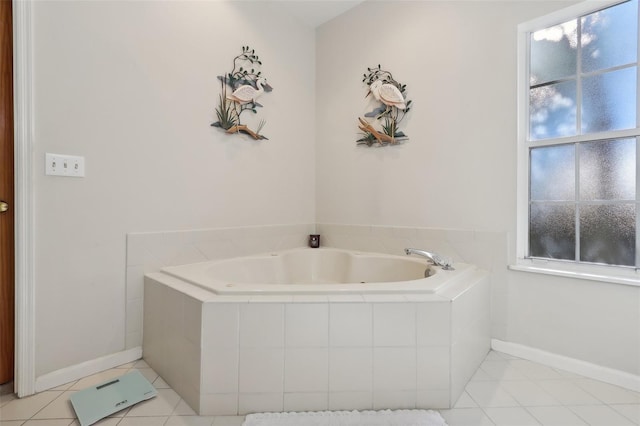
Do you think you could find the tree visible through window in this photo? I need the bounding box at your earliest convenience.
[525,0,639,267]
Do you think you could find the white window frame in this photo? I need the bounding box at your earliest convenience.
[513,0,640,287]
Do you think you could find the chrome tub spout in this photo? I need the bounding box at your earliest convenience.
[405,248,454,270]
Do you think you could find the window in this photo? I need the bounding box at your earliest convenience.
[517,0,640,275]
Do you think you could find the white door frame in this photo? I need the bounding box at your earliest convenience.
[13,0,35,398]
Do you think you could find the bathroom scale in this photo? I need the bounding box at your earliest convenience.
[70,369,157,426]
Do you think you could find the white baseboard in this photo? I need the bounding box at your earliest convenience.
[34,347,142,393]
[492,339,640,392]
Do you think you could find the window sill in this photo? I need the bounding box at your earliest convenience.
[508,262,640,288]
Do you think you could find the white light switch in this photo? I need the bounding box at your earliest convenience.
[45,153,85,177]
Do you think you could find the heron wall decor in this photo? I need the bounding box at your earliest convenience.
[358,65,412,146]
[211,46,273,140]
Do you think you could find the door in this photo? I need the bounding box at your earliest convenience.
[0,0,14,385]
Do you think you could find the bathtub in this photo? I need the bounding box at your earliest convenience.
[143,246,491,416]
[161,247,474,295]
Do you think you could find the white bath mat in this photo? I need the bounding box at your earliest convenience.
[242,409,447,426]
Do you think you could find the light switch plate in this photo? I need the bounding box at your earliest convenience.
[45,153,85,177]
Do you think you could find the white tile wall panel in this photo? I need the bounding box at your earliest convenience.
[373,303,416,347]
[329,347,373,392]
[284,348,329,392]
[238,348,285,393]
[141,224,492,415]
[285,303,329,347]
[239,304,284,348]
[329,303,372,347]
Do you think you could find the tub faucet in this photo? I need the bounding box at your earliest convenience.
[405,248,454,270]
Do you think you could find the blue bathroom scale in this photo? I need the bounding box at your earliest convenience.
[70,369,157,426]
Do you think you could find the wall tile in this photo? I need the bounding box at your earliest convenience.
[238,348,284,393]
[239,304,284,348]
[416,302,451,347]
[184,296,202,346]
[128,224,315,345]
[373,348,417,392]
[202,304,239,349]
[417,346,450,391]
[284,348,329,392]
[164,288,184,334]
[141,225,493,415]
[182,338,202,384]
[201,348,239,394]
[329,304,372,347]
[329,347,372,392]
[373,303,416,347]
[196,239,241,261]
[285,303,329,347]
[283,392,329,412]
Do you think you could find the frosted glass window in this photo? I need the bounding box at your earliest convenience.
[530,20,577,85]
[522,0,639,269]
[530,203,576,260]
[530,80,577,140]
[530,145,575,201]
[580,138,636,201]
[582,67,637,134]
[581,0,638,73]
[580,204,636,266]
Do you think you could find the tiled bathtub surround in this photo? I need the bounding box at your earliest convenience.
[129,223,504,414]
[143,266,490,415]
[126,223,506,350]
[316,224,508,338]
[125,224,315,349]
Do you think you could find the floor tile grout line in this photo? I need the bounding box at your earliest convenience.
[522,405,564,426]
[477,407,498,425]
[572,376,640,405]
[563,404,595,425]
[603,401,640,425]
[22,389,65,423]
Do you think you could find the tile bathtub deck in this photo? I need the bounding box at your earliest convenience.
[0,351,638,426]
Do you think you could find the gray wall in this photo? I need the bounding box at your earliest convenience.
[30,0,639,381]
[33,1,316,376]
[316,0,639,376]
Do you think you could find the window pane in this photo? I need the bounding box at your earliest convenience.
[530,203,576,260]
[530,20,578,85]
[530,80,577,140]
[580,138,636,201]
[580,204,636,266]
[582,66,637,134]
[581,0,638,73]
[531,144,575,200]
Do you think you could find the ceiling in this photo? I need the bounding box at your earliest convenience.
[260,0,365,27]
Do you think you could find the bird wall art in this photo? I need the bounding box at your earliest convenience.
[212,46,273,140]
[357,65,412,146]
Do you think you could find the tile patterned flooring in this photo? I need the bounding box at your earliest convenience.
[0,351,639,425]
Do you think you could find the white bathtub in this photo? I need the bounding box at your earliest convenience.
[161,247,474,295]
[144,246,491,416]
